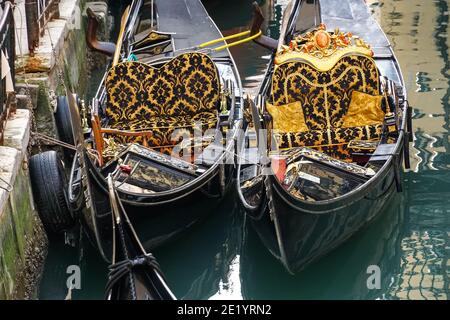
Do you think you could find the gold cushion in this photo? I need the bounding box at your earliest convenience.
[341,91,384,128]
[266,101,308,133]
[271,55,381,130]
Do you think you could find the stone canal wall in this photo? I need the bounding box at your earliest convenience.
[0,0,110,299]
[0,110,47,299]
[15,0,110,140]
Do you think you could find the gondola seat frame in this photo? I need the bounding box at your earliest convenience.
[91,52,222,165]
[266,25,388,161]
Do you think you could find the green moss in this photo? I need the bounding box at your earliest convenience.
[63,12,90,96]
[35,82,57,138]
[9,169,34,258]
[0,201,22,299]
[0,167,38,299]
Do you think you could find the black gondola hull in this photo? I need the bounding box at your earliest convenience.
[250,155,402,274]
[80,152,233,262]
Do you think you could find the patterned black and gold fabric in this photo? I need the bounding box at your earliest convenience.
[274,123,383,159]
[270,54,384,160]
[104,52,220,153]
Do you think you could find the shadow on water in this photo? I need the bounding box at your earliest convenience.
[38,0,449,299]
[152,189,244,300]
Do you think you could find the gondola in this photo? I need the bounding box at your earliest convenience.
[237,0,413,274]
[29,0,261,262]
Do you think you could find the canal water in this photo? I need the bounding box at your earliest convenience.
[38,0,449,299]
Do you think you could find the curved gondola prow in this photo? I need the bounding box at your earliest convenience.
[105,254,176,300]
[249,2,278,51]
[236,97,268,213]
[249,0,304,51]
[86,8,116,56]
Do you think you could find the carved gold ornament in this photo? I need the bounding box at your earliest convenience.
[275,23,374,69]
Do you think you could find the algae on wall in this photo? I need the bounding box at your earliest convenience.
[0,165,45,299]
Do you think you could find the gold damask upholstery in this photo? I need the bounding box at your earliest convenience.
[341,91,384,127]
[271,55,381,128]
[266,101,308,133]
[104,113,217,158]
[274,123,383,159]
[269,26,385,160]
[103,52,220,156]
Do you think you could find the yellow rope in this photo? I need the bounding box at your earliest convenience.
[198,30,251,48]
[214,30,262,52]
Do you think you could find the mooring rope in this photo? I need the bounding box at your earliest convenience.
[0,176,13,192]
[31,132,77,151]
[105,174,169,300]
[104,253,163,300]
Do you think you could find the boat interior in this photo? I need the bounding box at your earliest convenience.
[240,0,406,203]
[267,28,403,201]
[85,0,243,194]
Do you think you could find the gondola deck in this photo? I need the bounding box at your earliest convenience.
[156,0,227,57]
[320,0,401,83]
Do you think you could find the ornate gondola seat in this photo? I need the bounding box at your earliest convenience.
[92,52,220,161]
[268,24,386,160]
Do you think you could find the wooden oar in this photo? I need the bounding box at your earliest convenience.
[112,6,131,66]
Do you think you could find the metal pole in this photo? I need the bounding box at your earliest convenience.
[151,0,154,28]
[25,0,39,55]
[0,1,15,145]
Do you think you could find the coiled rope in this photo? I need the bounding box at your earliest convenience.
[104,253,163,300]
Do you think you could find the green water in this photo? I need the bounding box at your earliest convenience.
[38,0,449,300]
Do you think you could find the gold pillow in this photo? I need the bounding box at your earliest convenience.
[266,101,308,133]
[341,91,384,128]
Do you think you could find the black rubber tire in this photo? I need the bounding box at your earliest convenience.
[29,150,75,235]
[54,96,75,162]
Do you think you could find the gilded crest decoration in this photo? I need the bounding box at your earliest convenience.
[275,24,374,68]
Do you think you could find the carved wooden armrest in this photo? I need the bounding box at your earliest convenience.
[91,115,154,166]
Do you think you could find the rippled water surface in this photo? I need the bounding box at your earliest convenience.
[39,0,449,300]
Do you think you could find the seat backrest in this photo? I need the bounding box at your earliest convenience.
[105,52,220,124]
[271,25,381,131]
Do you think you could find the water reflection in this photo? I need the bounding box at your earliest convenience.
[388,172,449,299]
[152,190,244,300]
[367,0,449,299]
